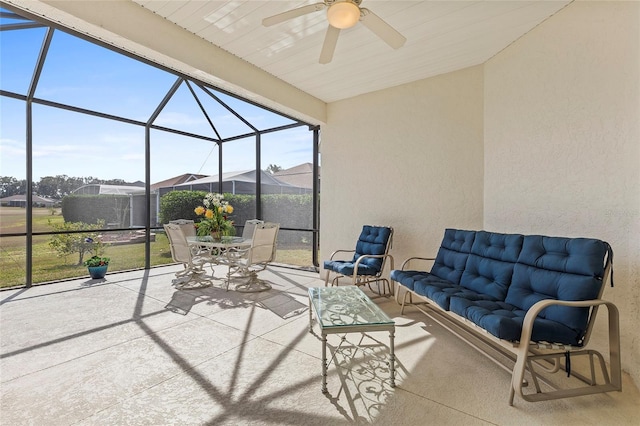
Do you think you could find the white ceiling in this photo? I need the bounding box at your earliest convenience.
[130,0,571,103]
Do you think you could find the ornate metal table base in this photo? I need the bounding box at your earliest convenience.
[308,286,396,393]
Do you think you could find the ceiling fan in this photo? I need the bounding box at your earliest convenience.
[262,0,406,64]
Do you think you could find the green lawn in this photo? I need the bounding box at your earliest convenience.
[0,207,314,288]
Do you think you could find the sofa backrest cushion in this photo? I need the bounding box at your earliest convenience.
[430,229,476,285]
[506,235,608,334]
[459,231,523,300]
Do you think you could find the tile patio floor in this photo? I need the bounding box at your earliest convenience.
[1,264,638,425]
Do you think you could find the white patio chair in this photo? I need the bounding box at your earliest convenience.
[241,219,264,240]
[169,219,196,237]
[164,223,213,287]
[231,222,279,292]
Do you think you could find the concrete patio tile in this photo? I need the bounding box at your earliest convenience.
[0,279,200,381]
[1,314,248,425]
[77,337,353,426]
[2,266,639,426]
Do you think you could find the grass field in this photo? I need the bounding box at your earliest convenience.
[0,207,314,288]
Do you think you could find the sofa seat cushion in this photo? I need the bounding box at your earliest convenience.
[390,269,432,291]
[420,282,499,311]
[323,260,380,276]
[449,297,583,345]
[392,269,500,310]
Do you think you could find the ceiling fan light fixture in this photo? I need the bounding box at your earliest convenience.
[327,1,360,29]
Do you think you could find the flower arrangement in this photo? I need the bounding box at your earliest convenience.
[194,193,236,237]
[84,255,110,267]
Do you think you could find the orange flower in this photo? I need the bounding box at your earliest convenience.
[194,206,205,216]
[205,209,214,219]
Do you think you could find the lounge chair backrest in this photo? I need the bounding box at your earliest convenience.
[351,225,393,273]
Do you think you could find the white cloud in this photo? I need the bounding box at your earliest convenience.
[0,138,26,156]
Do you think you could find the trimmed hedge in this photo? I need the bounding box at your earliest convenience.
[61,195,131,227]
[159,190,313,245]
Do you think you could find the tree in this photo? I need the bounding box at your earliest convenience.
[266,164,283,174]
[0,176,26,197]
[37,175,85,199]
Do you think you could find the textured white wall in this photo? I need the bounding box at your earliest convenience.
[322,0,639,390]
[484,1,640,386]
[320,66,484,278]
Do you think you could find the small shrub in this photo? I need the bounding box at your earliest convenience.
[48,220,105,265]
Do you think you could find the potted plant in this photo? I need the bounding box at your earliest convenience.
[194,193,236,239]
[84,255,110,279]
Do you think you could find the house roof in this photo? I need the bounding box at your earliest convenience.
[150,173,208,191]
[173,170,294,188]
[72,184,145,195]
[0,194,56,204]
[273,163,318,189]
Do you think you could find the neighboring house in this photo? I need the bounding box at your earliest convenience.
[150,173,207,191]
[0,194,57,208]
[71,183,152,228]
[272,163,319,190]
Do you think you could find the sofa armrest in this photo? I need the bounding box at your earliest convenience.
[518,298,618,346]
[511,298,621,400]
[400,256,436,270]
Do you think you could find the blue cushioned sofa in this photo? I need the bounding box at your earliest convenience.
[391,228,621,404]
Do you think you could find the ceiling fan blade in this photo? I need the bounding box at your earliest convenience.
[262,3,326,27]
[360,8,406,49]
[319,25,340,64]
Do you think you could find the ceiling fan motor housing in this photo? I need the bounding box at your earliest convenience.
[327,0,362,29]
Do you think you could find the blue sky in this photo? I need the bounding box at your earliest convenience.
[0,11,314,184]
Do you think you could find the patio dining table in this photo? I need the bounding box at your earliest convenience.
[186,235,251,290]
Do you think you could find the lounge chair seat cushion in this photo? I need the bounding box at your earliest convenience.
[323,260,381,276]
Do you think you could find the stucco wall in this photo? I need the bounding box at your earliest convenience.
[320,66,484,277]
[484,1,640,386]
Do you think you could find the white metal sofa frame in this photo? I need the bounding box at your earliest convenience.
[395,253,621,405]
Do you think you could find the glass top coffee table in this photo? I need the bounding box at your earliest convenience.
[308,286,396,393]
